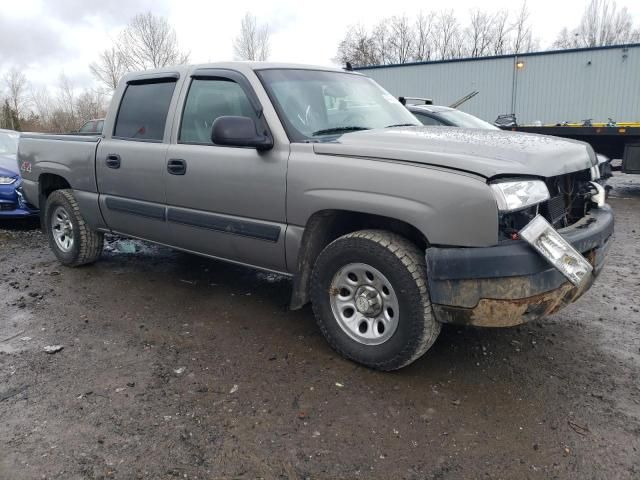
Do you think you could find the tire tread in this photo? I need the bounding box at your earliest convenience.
[46,189,103,267]
[311,229,441,371]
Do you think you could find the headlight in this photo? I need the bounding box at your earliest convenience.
[490,180,550,212]
[0,176,17,185]
[590,165,600,180]
[519,215,593,286]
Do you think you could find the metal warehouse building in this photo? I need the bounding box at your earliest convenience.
[356,43,640,125]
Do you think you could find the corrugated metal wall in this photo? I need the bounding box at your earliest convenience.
[358,45,640,125]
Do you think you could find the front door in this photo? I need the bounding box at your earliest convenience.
[165,73,288,272]
[96,77,179,244]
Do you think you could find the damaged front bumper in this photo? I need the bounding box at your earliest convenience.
[426,205,614,327]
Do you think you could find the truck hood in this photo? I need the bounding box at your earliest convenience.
[313,127,596,178]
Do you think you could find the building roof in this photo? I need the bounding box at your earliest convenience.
[354,42,640,71]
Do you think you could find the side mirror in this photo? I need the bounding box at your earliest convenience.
[211,116,273,151]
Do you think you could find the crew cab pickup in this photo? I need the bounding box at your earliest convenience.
[18,62,614,370]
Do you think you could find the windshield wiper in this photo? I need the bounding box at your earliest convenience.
[311,126,370,136]
[385,123,417,128]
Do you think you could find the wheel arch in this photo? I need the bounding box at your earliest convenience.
[289,209,429,310]
[39,173,72,205]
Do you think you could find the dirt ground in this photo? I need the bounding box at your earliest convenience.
[1,173,639,480]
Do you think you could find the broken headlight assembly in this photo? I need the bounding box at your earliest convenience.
[519,215,593,286]
[491,179,551,240]
[490,179,550,213]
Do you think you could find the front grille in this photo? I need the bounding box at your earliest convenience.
[0,202,17,211]
[541,194,566,226]
[541,169,593,228]
[498,168,594,239]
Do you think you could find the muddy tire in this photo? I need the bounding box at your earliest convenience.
[44,189,103,267]
[310,230,441,371]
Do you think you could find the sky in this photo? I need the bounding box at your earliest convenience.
[1,0,639,92]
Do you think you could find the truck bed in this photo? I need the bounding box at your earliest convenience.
[18,133,102,210]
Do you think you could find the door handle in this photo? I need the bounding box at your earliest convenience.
[106,154,121,169]
[167,158,187,175]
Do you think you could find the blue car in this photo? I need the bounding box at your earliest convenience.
[0,129,38,218]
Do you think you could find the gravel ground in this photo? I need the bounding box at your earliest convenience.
[1,173,639,480]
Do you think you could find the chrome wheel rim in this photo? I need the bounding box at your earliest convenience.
[329,263,399,345]
[51,206,74,253]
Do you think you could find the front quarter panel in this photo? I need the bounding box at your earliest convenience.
[287,144,499,247]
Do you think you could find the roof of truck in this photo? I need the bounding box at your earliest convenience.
[122,62,355,83]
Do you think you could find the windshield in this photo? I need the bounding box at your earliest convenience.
[438,110,498,130]
[257,69,420,141]
[0,132,18,155]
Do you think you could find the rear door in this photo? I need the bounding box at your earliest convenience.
[164,69,288,272]
[96,74,181,243]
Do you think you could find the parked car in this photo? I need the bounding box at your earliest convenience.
[0,129,38,218]
[407,104,499,130]
[494,113,518,128]
[77,118,104,135]
[18,63,613,370]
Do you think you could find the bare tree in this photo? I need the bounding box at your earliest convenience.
[334,24,378,67]
[511,1,537,53]
[553,27,575,49]
[414,12,434,61]
[233,13,271,61]
[0,100,20,130]
[553,0,639,48]
[491,10,512,55]
[118,12,190,70]
[333,4,544,67]
[53,73,78,132]
[28,86,55,131]
[465,9,496,57]
[75,90,107,122]
[388,15,415,64]
[371,21,391,65]
[90,47,128,90]
[28,82,107,133]
[4,67,29,118]
[433,10,461,60]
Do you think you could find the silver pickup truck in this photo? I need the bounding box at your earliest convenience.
[18,62,614,370]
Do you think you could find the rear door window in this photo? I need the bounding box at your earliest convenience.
[114,80,177,141]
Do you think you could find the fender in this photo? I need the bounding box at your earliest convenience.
[287,146,499,248]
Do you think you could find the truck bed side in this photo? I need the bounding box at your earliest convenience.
[19,134,104,228]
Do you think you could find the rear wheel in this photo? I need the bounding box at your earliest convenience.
[310,230,441,371]
[45,189,103,266]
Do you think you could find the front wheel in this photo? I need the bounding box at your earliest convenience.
[45,189,104,267]
[310,230,441,371]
